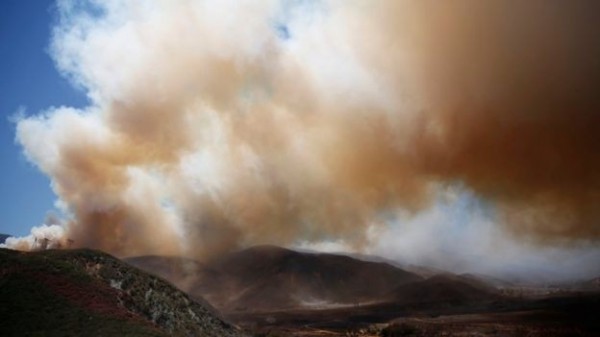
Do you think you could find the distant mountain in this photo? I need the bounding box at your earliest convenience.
[459,272,515,289]
[346,252,447,278]
[387,274,499,306]
[555,276,600,292]
[0,248,246,337]
[128,245,426,312]
[0,233,10,244]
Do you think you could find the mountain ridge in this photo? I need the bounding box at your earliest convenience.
[126,245,503,313]
[0,233,9,245]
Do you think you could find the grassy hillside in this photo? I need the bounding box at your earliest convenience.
[0,248,245,337]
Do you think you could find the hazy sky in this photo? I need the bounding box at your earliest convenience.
[1,0,599,281]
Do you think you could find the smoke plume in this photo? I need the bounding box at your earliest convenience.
[6,1,600,264]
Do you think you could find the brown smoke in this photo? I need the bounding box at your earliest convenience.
[12,0,600,258]
[380,1,600,241]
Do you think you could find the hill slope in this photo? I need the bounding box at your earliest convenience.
[128,245,424,312]
[387,274,499,306]
[0,248,245,337]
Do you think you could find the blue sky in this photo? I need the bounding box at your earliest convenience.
[0,0,87,236]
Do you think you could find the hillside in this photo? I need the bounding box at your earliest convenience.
[0,248,246,337]
[387,274,499,306]
[128,245,426,312]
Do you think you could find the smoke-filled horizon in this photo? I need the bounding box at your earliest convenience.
[4,0,600,280]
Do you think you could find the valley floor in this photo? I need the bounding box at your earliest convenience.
[231,293,599,337]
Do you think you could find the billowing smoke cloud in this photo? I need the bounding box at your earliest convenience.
[4,224,66,251]
[6,0,600,268]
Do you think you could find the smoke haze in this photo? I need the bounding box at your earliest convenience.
[5,0,599,279]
